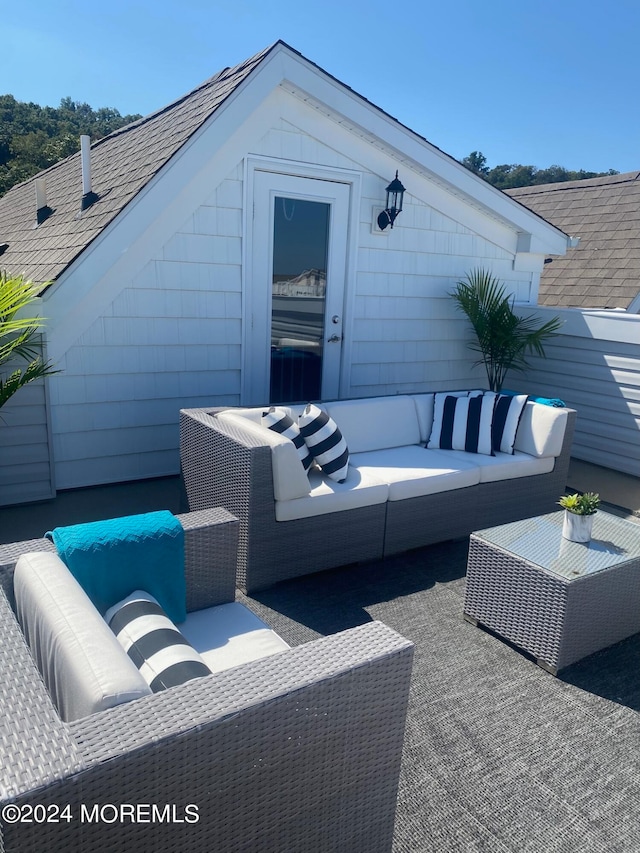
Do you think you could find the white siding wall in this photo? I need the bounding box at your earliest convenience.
[254,120,531,398]
[0,375,54,506]
[351,182,527,396]
[506,307,640,476]
[48,166,245,490]
[45,112,538,490]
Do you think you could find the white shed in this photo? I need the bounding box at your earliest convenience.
[0,41,572,502]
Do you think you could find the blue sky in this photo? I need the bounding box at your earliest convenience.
[5,0,639,174]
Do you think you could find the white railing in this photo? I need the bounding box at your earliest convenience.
[512,306,640,476]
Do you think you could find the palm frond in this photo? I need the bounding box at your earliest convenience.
[0,271,58,409]
[451,268,562,391]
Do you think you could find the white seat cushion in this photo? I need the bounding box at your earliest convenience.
[275,466,389,521]
[440,448,555,483]
[350,446,481,501]
[179,602,290,673]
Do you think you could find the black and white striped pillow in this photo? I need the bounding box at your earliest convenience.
[262,407,313,471]
[298,404,349,483]
[427,393,496,455]
[492,393,528,454]
[106,591,211,693]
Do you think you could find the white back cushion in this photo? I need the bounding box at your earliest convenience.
[514,402,568,458]
[14,552,151,722]
[410,394,435,443]
[217,411,311,500]
[324,396,421,453]
[219,407,264,424]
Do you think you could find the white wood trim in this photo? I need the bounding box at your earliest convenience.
[43,44,569,363]
[274,103,520,256]
[268,45,570,252]
[243,157,360,404]
[43,83,288,363]
[518,305,640,344]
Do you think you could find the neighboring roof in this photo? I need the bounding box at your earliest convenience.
[507,172,640,310]
[0,44,272,288]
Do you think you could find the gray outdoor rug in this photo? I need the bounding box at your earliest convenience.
[240,538,640,853]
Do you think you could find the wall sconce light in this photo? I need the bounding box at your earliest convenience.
[377,171,406,230]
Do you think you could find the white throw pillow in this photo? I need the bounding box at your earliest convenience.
[492,394,529,454]
[262,407,313,471]
[427,393,496,456]
[106,591,211,693]
[298,404,349,483]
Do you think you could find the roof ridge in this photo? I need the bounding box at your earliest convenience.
[93,42,278,150]
[0,42,278,198]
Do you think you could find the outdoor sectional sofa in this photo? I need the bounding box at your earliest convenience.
[0,508,414,853]
[180,392,576,593]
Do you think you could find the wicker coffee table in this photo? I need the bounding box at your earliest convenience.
[463,510,640,674]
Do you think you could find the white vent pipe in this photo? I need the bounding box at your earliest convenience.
[35,178,47,211]
[80,135,92,197]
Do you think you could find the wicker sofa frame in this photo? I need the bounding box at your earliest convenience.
[0,509,414,853]
[180,403,576,593]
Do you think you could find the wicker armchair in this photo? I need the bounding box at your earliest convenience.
[0,509,414,853]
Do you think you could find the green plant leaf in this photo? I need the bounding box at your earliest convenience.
[451,268,562,391]
[0,270,60,409]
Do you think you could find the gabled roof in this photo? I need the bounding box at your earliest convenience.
[0,44,272,288]
[0,41,570,291]
[507,172,640,310]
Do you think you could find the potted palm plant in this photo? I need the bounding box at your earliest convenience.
[558,492,600,543]
[451,268,562,392]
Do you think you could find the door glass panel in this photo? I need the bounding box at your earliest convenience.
[270,197,330,403]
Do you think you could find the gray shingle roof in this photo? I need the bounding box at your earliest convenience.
[0,44,273,290]
[507,172,640,310]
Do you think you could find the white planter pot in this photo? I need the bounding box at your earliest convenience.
[562,511,594,543]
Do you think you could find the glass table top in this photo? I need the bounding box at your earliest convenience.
[474,511,640,580]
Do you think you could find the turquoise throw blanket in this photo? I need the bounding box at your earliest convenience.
[46,510,186,622]
[501,389,565,408]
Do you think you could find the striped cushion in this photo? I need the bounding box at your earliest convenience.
[298,404,349,483]
[492,393,529,454]
[427,393,497,455]
[262,407,313,471]
[106,591,211,693]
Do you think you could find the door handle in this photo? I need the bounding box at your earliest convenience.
[327,334,342,343]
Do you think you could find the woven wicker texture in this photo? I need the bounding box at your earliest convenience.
[0,511,414,853]
[180,406,576,588]
[465,510,640,671]
[0,590,83,800]
[3,511,640,851]
[180,408,386,591]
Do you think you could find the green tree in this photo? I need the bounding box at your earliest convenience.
[461,151,489,177]
[460,151,619,189]
[0,95,141,196]
[0,272,60,409]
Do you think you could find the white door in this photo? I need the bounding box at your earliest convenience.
[247,171,350,404]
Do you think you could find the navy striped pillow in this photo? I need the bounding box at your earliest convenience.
[262,407,313,471]
[107,592,211,693]
[298,404,349,483]
[492,394,528,454]
[427,393,496,455]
